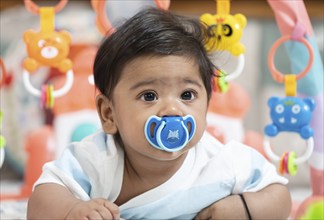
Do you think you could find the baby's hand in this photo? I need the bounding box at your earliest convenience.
[65,198,120,220]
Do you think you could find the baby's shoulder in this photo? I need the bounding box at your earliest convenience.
[71,131,120,160]
[198,132,260,160]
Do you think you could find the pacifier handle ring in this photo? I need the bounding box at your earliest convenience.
[144,116,163,150]
[24,0,68,15]
[183,115,196,141]
[263,136,314,165]
[224,54,245,81]
[268,35,314,83]
[23,69,74,98]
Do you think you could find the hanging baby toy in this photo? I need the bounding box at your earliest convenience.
[264,24,315,176]
[0,111,5,168]
[200,0,246,93]
[22,0,73,109]
[0,58,7,168]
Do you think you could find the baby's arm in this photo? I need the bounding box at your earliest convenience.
[195,183,292,219]
[27,183,120,220]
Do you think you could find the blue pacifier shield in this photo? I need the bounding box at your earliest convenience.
[144,115,196,152]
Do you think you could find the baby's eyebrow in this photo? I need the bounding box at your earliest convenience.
[130,78,203,90]
[130,79,157,90]
[183,78,203,88]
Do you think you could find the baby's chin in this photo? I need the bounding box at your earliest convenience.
[145,144,194,162]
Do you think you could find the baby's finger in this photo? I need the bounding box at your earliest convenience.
[87,210,103,220]
[96,205,114,219]
[103,200,120,219]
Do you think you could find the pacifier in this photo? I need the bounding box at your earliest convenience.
[144,115,196,152]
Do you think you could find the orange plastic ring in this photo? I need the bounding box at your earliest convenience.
[91,0,115,36]
[91,0,170,36]
[24,0,68,15]
[268,35,314,83]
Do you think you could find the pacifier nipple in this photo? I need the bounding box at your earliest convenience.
[144,115,196,152]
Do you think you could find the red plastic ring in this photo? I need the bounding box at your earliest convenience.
[0,58,6,87]
[24,0,68,15]
[268,35,314,83]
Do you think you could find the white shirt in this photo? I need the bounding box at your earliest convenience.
[35,130,287,219]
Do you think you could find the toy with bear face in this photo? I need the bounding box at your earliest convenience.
[200,13,246,56]
[23,30,72,73]
[264,96,315,139]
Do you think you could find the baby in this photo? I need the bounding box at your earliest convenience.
[27,8,291,219]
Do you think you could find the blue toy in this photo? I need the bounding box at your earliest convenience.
[264,96,315,139]
[144,115,196,152]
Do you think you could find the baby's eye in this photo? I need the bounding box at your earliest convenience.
[181,91,195,101]
[141,92,157,102]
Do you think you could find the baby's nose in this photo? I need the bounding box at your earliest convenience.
[158,98,183,117]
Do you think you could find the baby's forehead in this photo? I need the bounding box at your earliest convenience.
[122,55,198,74]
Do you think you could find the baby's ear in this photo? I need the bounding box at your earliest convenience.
[96,94,118,134]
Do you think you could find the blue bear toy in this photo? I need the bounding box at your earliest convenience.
[264,96,315,139]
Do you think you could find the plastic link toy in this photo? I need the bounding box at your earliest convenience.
[200,0,246,90]
[264,31,315,176]
[22,0,74,109]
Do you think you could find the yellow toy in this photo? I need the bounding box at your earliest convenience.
[200,0,247,89]
[21,1,73,109]
[200,12,246,56]
[23,29,72,73]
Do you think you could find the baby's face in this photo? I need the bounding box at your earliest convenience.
[110,55,208,160]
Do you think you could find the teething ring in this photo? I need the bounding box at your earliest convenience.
[225,54,245,81]
[263,136,314,165]
[23,69,74,98]
[268,35,314,83]
[24,0,68,15]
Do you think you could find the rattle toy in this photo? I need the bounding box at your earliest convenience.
[213,68,229,93]
[22,0,73,109]
[145,115,196,152]
[264,33,315,176]
[0,58,7,168]
[200,0,246,87]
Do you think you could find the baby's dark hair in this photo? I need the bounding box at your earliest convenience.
[94,7,216,100]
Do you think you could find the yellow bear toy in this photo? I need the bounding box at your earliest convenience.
[23,30,72,73]
[200,13,247,56]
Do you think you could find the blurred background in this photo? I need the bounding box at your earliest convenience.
[0,0,323,218]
